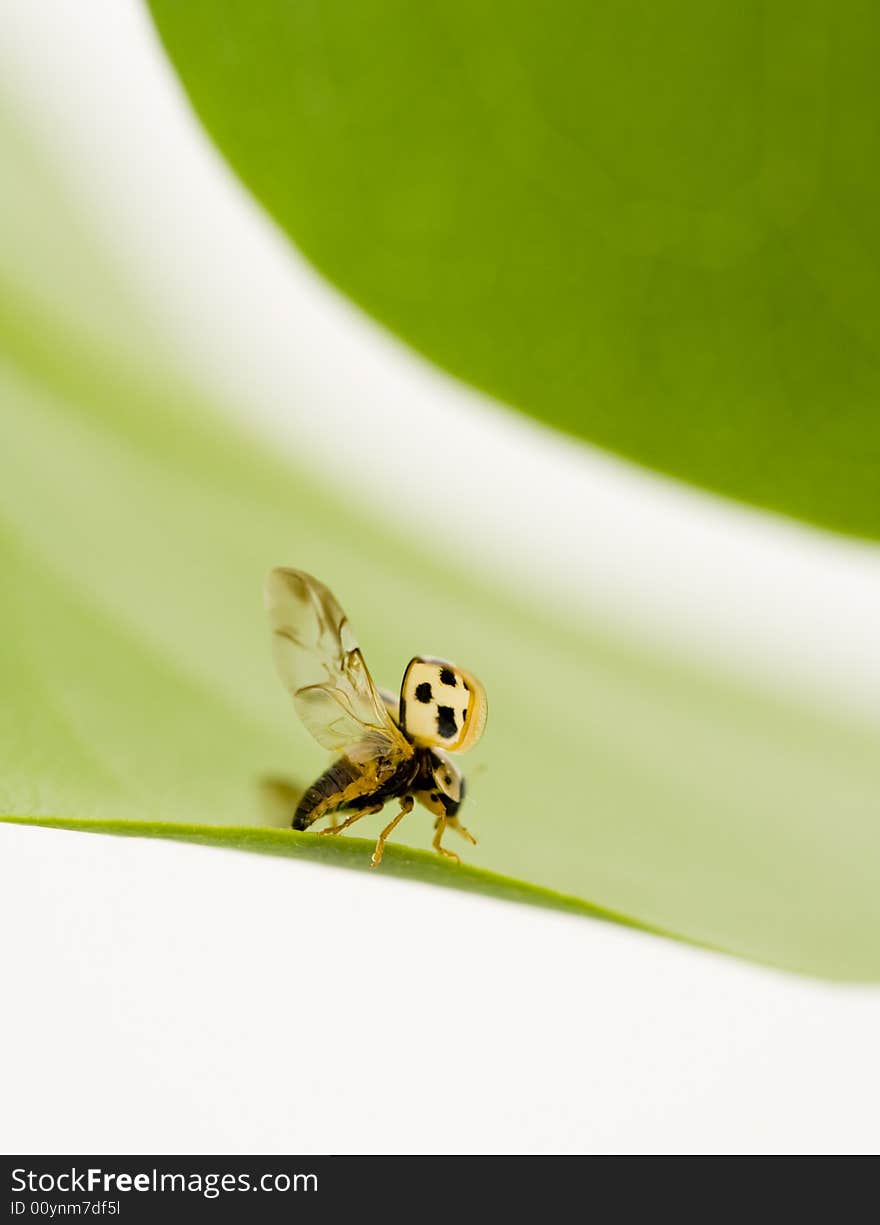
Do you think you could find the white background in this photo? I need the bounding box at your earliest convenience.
[2,1,880,1155]
[3,821,880,1155]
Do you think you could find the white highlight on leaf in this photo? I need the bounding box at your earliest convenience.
[3,0,880,728]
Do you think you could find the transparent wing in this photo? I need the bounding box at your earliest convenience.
[264,568,413,769]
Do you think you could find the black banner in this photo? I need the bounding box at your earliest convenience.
[2,1156,569,1222]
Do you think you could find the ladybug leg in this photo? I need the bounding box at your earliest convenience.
[447,816,477,846]
[319,803,382,837]
[371,794,414,868]
[431,815,461,865]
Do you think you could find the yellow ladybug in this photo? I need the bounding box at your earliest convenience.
[265,568,487,868]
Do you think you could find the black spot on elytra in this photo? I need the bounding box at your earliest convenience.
[430,791,440,803]
[437,706,458,739]
[415,682,433,703]
[444,775,452,785]
[440,668,457,687]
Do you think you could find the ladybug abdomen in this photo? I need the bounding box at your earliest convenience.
[293,757,364,830]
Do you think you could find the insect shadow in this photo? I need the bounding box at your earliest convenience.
[256,775,308,830]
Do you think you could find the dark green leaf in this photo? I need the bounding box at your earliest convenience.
[147,0,880,538]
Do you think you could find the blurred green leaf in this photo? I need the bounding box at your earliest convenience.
[2,91,880,982]
[148,0,880,539]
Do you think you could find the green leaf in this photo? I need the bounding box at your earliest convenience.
[146,0,880,540]
[3,87,880,983]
